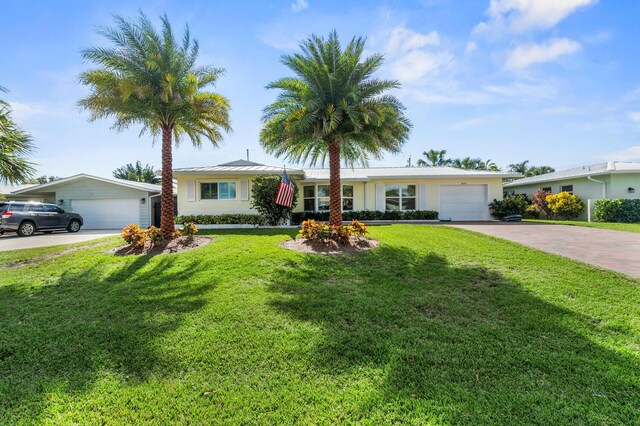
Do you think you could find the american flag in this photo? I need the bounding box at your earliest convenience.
[275,170,295,208]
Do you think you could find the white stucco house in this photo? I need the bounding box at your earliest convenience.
[504,161,640,220]
[174,160,520,221]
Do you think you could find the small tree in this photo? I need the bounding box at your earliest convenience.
[250,175,298,225]
[113,161,160,184]
[546,192,584,220]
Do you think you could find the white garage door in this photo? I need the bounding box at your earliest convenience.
[71,199,140,229]
[439,185,489,221]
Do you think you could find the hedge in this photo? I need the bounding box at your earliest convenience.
[291,210,438,225]
[593,199,640,223]
[175,214,264,225]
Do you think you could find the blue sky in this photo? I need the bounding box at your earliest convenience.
[2,0,639,178]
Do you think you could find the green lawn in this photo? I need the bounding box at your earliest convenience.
[1,226,639,424]
[525,219,640,233]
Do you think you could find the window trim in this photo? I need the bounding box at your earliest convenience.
[302,184,354,212]
[384,184,417,211]
[199,181,237,201]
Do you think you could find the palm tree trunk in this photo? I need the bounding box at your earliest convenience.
[328,141,342,227]
[160,125,175,239]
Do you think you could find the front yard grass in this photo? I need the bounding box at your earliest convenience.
[525,219,640,233]
[1,225,639,424]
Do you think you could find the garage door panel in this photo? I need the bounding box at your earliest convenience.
[72,199,140,229]
[439,185,488,221]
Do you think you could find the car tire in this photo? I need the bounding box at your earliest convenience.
[17,221,36,237]
[67,220,81,233]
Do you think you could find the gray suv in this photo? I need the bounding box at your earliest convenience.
[0,202,83,237]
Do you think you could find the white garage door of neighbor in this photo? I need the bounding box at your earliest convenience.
[72,199,140,229]
[439,185,489,221]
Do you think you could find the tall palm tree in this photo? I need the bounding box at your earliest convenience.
[113,161,160,184]
[0,86,36,184]
[79,13,231,238]
[417,149,450,167]
[479,159,501,171]
[508,160,530,175]
[261,31,411,227]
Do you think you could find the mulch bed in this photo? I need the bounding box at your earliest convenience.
[281,237,379,255]
[111,236,212,256]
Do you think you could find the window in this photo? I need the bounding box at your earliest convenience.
[28,204,44,212]
[560,185,573,194]
[200,182,236,200]
[541,187,552,192]
[43,204,63,213]
[385,184,416,211]
[302,184,354,211]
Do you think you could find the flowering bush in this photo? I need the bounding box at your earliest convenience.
[529,189,552,218]
[546,192,585,220]
[146,226,164,246]
[122,224,147,247]
[181,221,198,238]
[299,219,368,244]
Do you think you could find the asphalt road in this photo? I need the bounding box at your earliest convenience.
[0,230,120,251]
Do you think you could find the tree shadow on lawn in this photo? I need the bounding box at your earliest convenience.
[0,253,212,421]
[268,245,639,424]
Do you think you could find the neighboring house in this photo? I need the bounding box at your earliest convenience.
[174,160,519,221]
[0,184,40,201]
[9,174,164,229]
[504,161,640,220]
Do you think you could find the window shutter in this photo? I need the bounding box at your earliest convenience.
[240,180,249,201]
[375,183,385,211]
[418,184,427,210]
[187,180,195,202]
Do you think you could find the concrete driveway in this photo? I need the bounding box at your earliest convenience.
[448,222,640,278]
[0,230,120,252]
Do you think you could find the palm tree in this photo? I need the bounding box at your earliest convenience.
[260,31,411,227]
[0,86,36,184]
[417,149,450,167]
[479,159,501,171]
[79,13,231,238]
[508,160,530,175]
[451,157,482,170]
[525,165,555,177]
[113,161,160,184]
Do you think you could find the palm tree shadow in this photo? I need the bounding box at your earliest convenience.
[267,245,639,423]
[0,253,212,420]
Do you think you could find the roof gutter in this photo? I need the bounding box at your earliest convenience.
[587,175,606,198]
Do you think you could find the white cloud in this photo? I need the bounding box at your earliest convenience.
[583,30,611,44]
[291,0,308,12]
[390,50,453,83]
[386,27,440,52]
[474,0,597,36]
[465,41,477,53]
[373,25,451,83]
[505,38,581,69]
[628,112,640,123]
[604,145,640,162]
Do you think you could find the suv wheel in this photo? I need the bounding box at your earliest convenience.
[17,221,36,237]
[67,220,81,233]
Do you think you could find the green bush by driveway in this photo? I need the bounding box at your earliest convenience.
[1,226,639,424]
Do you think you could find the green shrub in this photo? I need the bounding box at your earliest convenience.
[594,199,640,223]
[175,214,263,225]
[488,195,530,219]
[291,210,438,224]
[546,192,585,220]
[250,174,298,225]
